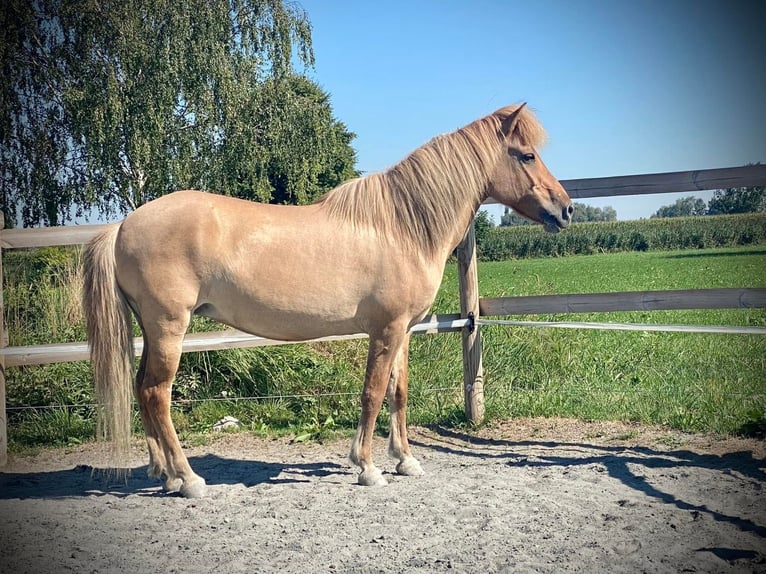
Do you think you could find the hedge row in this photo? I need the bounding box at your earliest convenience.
[479,213,766,260]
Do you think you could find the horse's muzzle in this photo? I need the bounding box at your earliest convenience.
[541,203,573,234]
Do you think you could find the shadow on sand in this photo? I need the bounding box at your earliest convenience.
[411,426,766,539]
[0,454,346,500]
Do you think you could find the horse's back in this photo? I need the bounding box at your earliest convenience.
[117,190,255,253]
[115,190,320,270]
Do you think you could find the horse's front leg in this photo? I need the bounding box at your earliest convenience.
[386,334,424,477]
[349,327,407,486]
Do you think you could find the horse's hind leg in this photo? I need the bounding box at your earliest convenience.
[138,323,206,498]
[386,335,424,477]
[134,350,182,492]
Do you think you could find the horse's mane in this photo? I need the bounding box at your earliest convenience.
[317,104,547,258]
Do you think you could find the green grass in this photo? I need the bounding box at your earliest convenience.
[440,246,766,434]
[4,246,766,451]
[459,245,765,296]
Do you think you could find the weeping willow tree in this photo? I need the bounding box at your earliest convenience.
[1,0,357,226]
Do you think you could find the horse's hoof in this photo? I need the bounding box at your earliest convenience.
[396,457,425,477]
[179,478,207,498]
[163,477,183,493]
[358,467,388,487]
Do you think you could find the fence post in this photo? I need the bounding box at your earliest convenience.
[457,222,484,424]
[0,211,7,465]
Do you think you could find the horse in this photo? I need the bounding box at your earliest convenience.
[83,103,572,498]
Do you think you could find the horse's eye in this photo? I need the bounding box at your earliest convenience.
[520,153,536,164]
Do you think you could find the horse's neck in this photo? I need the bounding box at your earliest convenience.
[437,196,486,262]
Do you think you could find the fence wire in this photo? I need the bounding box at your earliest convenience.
[4,386,462,413]
[6,387,765,413]
[477,318,766,335]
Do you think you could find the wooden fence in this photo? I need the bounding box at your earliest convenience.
[2,164,766,465]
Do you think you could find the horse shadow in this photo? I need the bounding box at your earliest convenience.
[411,426,766,539]
[0,454,346,500]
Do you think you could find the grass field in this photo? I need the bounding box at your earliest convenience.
[422,246,766,434]
[5,245,766,450]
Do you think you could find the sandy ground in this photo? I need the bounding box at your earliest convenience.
[1,418,765,574]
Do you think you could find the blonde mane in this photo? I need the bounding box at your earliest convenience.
[318,104,547,258]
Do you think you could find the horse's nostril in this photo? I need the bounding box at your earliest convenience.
[567,204,574,215]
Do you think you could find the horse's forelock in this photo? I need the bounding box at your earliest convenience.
[491,104,548,147]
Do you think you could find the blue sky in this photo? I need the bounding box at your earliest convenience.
[298,0,766,221]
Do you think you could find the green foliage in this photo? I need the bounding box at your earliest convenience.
[570,202,617,223]
[9,408,95,450]
[500,207,534,227]
[473,209,495,253]
[651,196,707,218]
[4,246,79,283]
[707,186,766,215]
[651,186,766,219]
[2,0,356,226]
[481,213,766,260]
[4,247,85,346]
[229,75,359,205]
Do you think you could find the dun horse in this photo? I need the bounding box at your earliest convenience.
[83,104,572,498]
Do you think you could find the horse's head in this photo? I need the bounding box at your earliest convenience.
[487,104,573,233]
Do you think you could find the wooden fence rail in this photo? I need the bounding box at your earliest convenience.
[0,314,468,369]
[480,288,766,316]
[484,164,766,203]
[2,165,766,465]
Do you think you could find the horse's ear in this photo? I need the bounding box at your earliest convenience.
[500,103,527,138]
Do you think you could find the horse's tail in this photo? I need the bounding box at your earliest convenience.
[82,223,134,463]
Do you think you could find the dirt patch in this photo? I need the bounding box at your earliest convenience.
[1,418,765,573]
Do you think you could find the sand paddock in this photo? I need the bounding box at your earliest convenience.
[1,419,764,573]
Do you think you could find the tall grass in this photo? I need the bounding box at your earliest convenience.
[4,247,85,346]
[3,244,765,451]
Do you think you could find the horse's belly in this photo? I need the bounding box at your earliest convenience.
[193,237,443,341]
[196,294,364,341]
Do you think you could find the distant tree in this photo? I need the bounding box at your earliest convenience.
[706,186,766,215]
[651,196,708,218]
[500,207,534,227]
[500,202,616,226]
[571,202,617,223]
[1,0,357,227]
